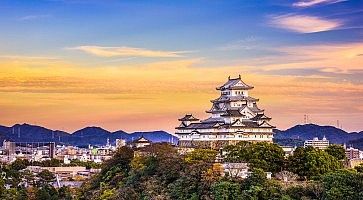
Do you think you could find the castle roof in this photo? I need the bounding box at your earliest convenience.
[200,117,225,123]
[132,136,151,144]
[178,114,200,121]
[211,95,259,103]
[249,105,264,113]
[251,113,271,121]
[216,75,254,91]
[220,110,246,117]
[176,121,223,130]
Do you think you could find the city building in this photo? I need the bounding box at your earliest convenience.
[304,136,329,150]
[55,145,113,163]
[345,146,362,160]
[2,140,55,161]
[176,75,275,149]
[26,166,100,180]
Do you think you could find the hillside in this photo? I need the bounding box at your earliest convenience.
[0,124,177,146]
[1,123,363,149]
[274,124,363,148]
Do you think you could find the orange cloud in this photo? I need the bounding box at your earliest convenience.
[0,53,362,132]
[240,42,363,73]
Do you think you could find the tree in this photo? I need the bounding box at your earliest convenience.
[325,144,346,160]
[36,184,59,200]
[242,168,267,189]
[321,169,363,200]
[9,159,30,171]
[184,149,217,164]
[354,163,363,173]
[58,186,73,200]
[37,158,62,167]
[212,181,242,200]
[38,170,56,184]
[224,142,285,173]
[287,146,342,179]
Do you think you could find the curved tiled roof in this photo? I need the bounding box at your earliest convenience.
[216,75,254,91]
[211,95,259,103]
[178,114,200,121]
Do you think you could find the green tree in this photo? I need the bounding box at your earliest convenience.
[58,186,73,200]
[38,169,56,184]
[9,159,30,171]
[36,184,59,200]
[325,144,346,160]
[354,163,363,173]
[225,142,285,173]
[287,146,342,179]
[242,168,267,189]
[212,181,242,200]
[321,169,363,200]
[185,149,217,164]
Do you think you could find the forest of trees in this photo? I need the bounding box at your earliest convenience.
[1,142,363,200]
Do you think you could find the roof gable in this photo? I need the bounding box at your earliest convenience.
[217,75,254,91]
[259,121,275,128]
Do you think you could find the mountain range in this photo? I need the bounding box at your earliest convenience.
[0,123,363,150]
[0,124,177,147]
[274,124,363,149]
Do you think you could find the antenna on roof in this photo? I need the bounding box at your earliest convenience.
[239,74,241,79]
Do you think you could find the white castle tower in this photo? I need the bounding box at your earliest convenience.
[176,75,275,149]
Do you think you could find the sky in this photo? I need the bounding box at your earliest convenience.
[0,0,362,133]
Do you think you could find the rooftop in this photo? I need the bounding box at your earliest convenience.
[216,75,254,91]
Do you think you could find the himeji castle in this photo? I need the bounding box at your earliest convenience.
[176,75,275,149]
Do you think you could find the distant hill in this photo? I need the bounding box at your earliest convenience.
[274,124,363,149]
[1,123,363,149]
[0,124,177,146]
[348,138,363,150]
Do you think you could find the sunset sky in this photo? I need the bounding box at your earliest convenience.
[0,0,363,133]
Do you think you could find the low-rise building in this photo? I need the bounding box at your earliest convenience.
[281,146,297,157]
[222,162,272,179]
[347,159,363,168]
[26,166,100,180]
[345,146,362,160]
[304,136,329,150]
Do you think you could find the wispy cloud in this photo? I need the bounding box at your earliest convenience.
[269,14,342,33]
[18,14,51,21]
[68,46,190,58]
[293,0,346,7]
[217,36,260,51]
[0,55,58,61]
